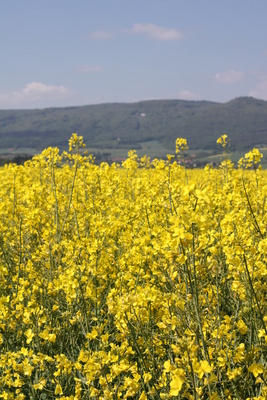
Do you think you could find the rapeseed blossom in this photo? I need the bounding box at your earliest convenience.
[0,133,266,398]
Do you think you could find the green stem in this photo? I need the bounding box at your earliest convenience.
[51,151,60,238]
[242,178,263,239]
[243,254,267,335]
[180,239,210,363]
[58,159,78,241]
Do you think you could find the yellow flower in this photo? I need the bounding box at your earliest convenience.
[217,134,228,148]
[86,328,98,340]
[248,363,264,378]
[139,391,147,400]
[22,359,34,377]
[25,328,34,344]
[169,368,186,396]
[68,133,86,152]
[193,360,212,379]
[143,372,152,383]
[175,137,188,153]
[39,329,56,342]
[1,134,267,398]
[164,360,176,373]
[33,378,46,390]
[55,383,63,395]
[237,319,248,334]
[227,367,242,380]
[166,154,174,162]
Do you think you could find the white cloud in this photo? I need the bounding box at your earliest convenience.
[22,82,69,97]
[90,23,182,41]
[0,82,70,109]
[214,69,245,84]
[91,30,112,39]
[76,65,103,73]
[178,90,202,100]
[249,77,267,100]
[132,23,182,41]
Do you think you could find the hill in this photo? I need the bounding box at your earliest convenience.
[0,96,267,165]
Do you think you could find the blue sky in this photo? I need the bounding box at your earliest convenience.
[1,0,267,109]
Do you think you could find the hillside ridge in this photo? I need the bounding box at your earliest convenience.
[0,97,267,155]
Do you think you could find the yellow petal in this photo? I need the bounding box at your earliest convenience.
[201,360,212,373]
[169,369,185,396]
[248,363,264,378]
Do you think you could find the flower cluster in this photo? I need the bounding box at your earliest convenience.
[238,148,263,170]
[217,134,229,149]
[0,135,266,399]
[175,138,188,154]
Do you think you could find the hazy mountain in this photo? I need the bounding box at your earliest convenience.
[0,97,266,154]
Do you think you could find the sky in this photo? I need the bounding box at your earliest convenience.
[1,0,267,109]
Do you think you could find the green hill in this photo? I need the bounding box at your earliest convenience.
[0,96,267,165]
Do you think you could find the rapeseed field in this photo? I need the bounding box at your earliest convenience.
[0,134,267,399]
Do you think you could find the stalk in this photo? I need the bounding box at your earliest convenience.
[58,157,78,242]
[243,254,267,335]
[242,178,263,239]
[51,151,60,239]
[180,239,210,363]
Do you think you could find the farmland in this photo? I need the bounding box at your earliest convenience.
[0,134,267,399]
